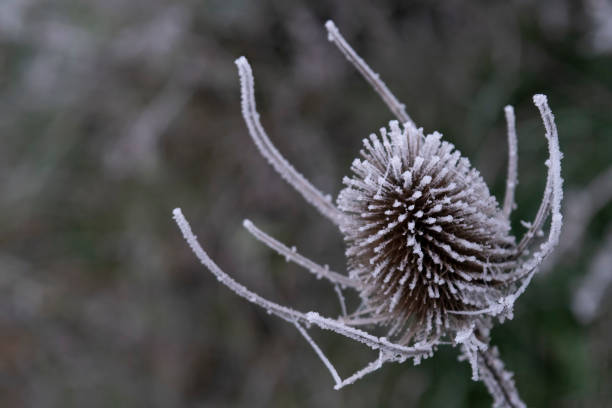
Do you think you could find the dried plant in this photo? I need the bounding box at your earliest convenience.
[173,20,564,407]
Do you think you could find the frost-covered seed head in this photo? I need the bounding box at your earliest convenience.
[175,22,563,406]
[338,121,517,343]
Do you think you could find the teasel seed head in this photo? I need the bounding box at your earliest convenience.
[338,121,517,343]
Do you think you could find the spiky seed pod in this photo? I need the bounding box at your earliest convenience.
[338,121,517,344]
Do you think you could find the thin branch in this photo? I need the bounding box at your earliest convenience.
[334,284,348,317]
[477,346,525,408]
[296,321,390,392]
[339,315,389,326]
[514,95,562,255]
[515,95,563,253]
[234,57,344,225]
[325,20,414,127]
[304,311,429,357]
[172,208,429,361]
[446,95,564,319]
[334,351,387,390]
[243,219,359,288]
[495,95,564,307]
[294,322,342,386]
[502,105,518,219]
[512,94,564,284]
[173,208,303,323]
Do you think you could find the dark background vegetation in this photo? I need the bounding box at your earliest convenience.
[1,1,611,407]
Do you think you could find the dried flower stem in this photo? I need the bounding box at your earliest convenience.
[477,346,525,408]
[175,20,564,408]
[502,105,518,219]
[235,57,343,225]
[243,219,359,288]
[325,20,414,126]
[172,208,430,364]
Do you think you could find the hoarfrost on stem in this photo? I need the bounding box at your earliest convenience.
[173,20,564,408]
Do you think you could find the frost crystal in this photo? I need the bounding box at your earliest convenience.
[173,20,564,408]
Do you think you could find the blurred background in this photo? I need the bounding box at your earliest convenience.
[1,0,611,407]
